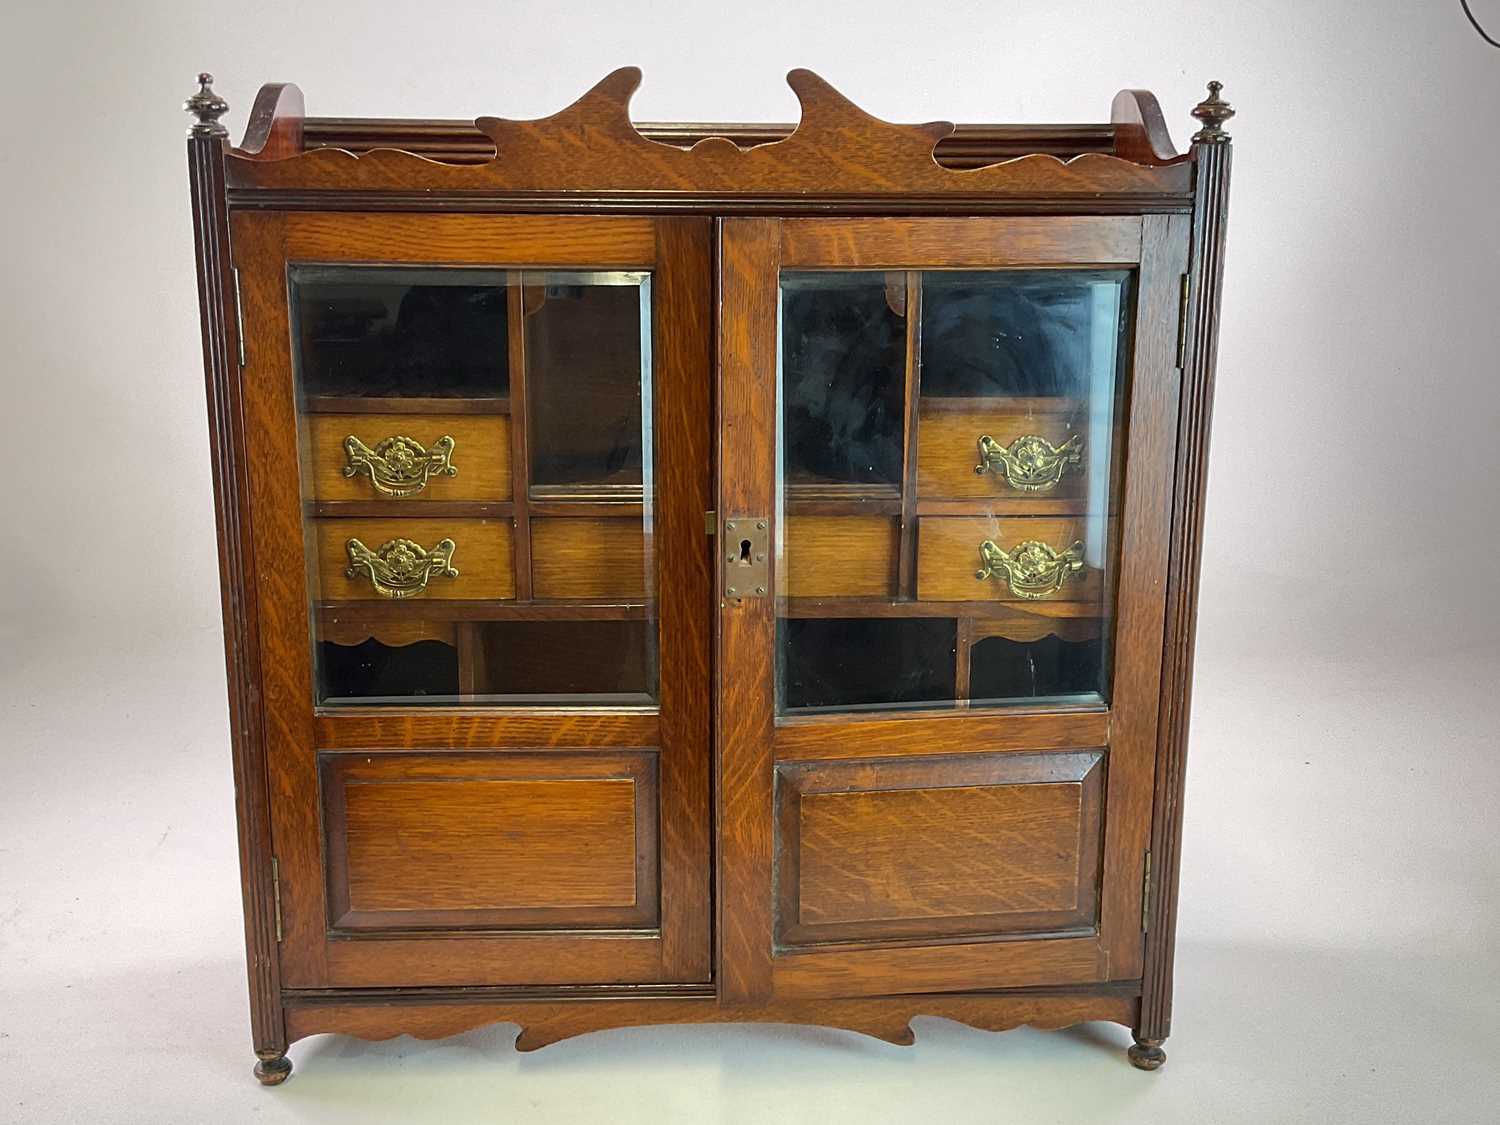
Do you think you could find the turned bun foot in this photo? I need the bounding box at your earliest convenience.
[1127,1039,1166,1071]
[254,1053,293,1086]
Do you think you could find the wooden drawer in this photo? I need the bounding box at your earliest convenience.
[532,518,646,600]
[784,515,899,598]
[917,398,1087,501]
[308,413,512,502]
[314,517,515,601]
[917,515,1104,603]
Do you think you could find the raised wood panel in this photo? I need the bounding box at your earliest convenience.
[531,517,647,599]
[308,414,512,502]
[917,401,1087,502]
[784,515,899,598]
[314,517,515,601]
[320,751,657,931]
[916,515,1104,604]
[776,752,1103,947]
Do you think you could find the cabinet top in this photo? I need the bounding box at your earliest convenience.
[187,69,1233,208]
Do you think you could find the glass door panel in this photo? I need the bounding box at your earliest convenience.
[292,265,656,708]
[776,268,1131,715]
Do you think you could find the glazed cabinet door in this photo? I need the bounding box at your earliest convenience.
[231,213,713,987]
[718,216,1188,1001]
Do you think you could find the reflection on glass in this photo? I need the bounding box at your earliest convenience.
[294,266,657,708]
[780,272,906,487]
[526,272,651,489]
[776,268,1131,715]
[293,267,509,399]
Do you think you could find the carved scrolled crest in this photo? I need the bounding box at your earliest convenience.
[224,68,1194,197]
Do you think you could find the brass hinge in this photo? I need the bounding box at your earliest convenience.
[1141,850,1153,933]
[1174,273,1190,369]
[232,266,246,368]
[704,509,717,536]
[271,856,283,942]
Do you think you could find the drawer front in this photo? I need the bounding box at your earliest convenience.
[308,413,512,501]
[314,517,515,601]
[784,515,899,599]
[532,518,647,600]
[917,515,1103,603]
[917,400,1086,501]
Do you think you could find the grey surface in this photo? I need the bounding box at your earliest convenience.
[2,0,1499,1121]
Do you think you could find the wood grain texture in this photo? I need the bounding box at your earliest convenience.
[231,210,329,989]
[917,400,1088,501]
[1091,212,1191,982]
[227,70,1191,198]
[320,751,656,930]
[770,934,1107,998]
[230,212,711,994]
[648,218,716,981]
[313,711,659,749]
[284,988,1139,1050]
[284,213,657,267]
[1138,140,1233,1046]
[780,217,1142,267]
[531,518,646,599]
[297,117,1124,166]
[188,134,285,1058]
[307,414,511,502]
[774,708,1109,760]
[916,515,1104,603]
[784,515,899,598]
[775,752,1103,946]
[715,219,781,1005]
[314,517,515,601]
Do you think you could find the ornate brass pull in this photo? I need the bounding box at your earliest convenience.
[345,537,458,599]
[342,434,457,497]
[975,433,1082,492]
[976,538,1085,600]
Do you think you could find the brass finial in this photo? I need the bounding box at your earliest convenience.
[1190,81,1234,144]
[185,72,229,138]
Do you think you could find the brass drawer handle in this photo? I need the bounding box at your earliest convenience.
[343,434,457,497]
[345,537,458,599]
[975,434,1082,492]
[976,538,1085,600]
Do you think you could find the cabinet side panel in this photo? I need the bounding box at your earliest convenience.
[1139,140,1233,1042]
[187,133,284,1054]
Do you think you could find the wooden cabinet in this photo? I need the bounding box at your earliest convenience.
[185,69,1233,1083]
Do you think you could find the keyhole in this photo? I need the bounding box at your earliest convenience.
[737,538,753,566]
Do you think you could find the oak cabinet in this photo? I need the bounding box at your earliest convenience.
[185,69,1233,1084]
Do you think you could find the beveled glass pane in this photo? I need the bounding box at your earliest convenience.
[293,265,656,708]
[776,268,1131,715]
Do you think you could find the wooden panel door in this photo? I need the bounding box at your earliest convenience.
[231,213,713,987]
[718,216,1189,1002]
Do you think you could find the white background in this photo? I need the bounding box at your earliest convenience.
[1,1,1497,1121]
